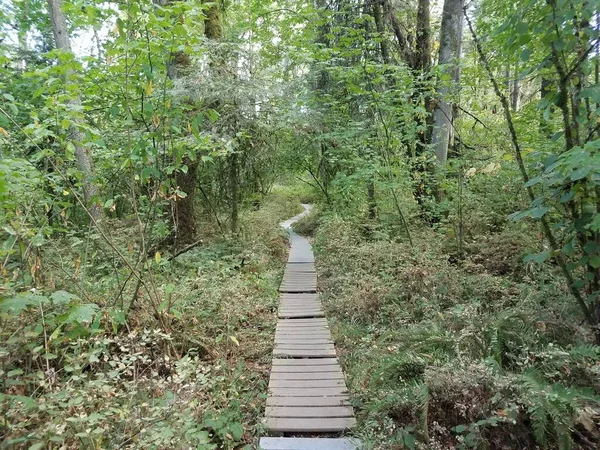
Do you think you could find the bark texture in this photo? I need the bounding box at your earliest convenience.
[430,0,464,165]
[47,0,102,221]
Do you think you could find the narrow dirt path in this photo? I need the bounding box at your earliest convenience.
[259,205,359,449]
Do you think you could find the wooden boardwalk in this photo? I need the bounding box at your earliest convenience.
[260,206,358,450]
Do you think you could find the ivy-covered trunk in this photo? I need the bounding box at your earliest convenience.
[47,0,103,222]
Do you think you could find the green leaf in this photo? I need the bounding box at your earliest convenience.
[228,422,244,441]
[403,433,416,450]
[590,256,600,268]
[453,424,468,433]
[515,22,528,34]
[530,206,549,219]
[1,293,48,314]
[520,48,533,62]
[524,251,550,264]
[50,290,80,305]
[63,304,100,324]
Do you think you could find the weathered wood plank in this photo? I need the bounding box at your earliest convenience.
[274,333,331,340]
[278,312,324,318]
[270,365,342,374]
[266,395,350,407]
[259,437,359,450]
[272,358,338,365]
[275,343,335,348]
[268,386,347,397]
[269,379,345,388]
[274,339,333,346]
[269,371,343,380]
[280,293,319,301]
[277,320,327,326]
[278,304,322,310]
[273,349,337,358]
[265,406,354,418]
[275,330,330,335]
[265,417,356,433]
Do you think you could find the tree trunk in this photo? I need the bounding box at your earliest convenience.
[511,66,520,112]
[47,0,103,221]
[170,0,223,245]
[414,0,431,72]
[367,180,377,219]
[229,153,239,234]
[430,0,464,165]
[371,1,389,63]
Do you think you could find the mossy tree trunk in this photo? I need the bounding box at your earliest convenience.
[47,0,103,222]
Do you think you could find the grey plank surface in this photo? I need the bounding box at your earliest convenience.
[278,311,325,318]
[272,358,339,365]
[272,348,337,358]
[265,417,356,433]
[270,365,342,373]
[266,396,350,407]
[274,339,333,345]
[264,210,355,437]
[269,379,345,388]
[259,437,359,450]
[268,387,347,397]
[265,406,354,418]
[270,371,343,380]
[280,293,319,301]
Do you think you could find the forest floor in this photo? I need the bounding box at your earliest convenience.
[292,207,600,450]
[4,187,600,449]
[2,187,312,449]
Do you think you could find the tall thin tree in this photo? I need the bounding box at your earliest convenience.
[430,0,464,165]
[47,0,103,220]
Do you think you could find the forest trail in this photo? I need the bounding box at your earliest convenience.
[259,205,359,450]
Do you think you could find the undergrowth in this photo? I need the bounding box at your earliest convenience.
[1,188,303,449]
[313,213,600,450]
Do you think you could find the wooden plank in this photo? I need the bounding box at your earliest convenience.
[278,308,323,313]
[274,339,333,345]
[274,337,331,342]
[279,288,317,293]
[275,328,329,334]
[273,349,337,358]
[276,342,335,350]
[266,396,350,407]
[279,318,327,323]
[277,319,327,326]
[274,346,336,353]
[265,417,356,433]
[275,333,331,340]
[272,358,338,365]
[280,293,319,301]
[271,365,342,374]
[275,326,328,332]
[269,379,345,388]
[270,371,343,380]
[283,263,316,270]
[265,406,354,418]
[276,322,327,328]
[259,437,359,450]
[279,302,322,307]
[275,330,330,335]
[278,312,324,319]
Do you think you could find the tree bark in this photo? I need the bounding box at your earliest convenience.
[511,66,520,112]
[414,0,431,72]
[47,0,103,221]
[229,153,239,234]
[430,0,464,165]
[170,0,223,245]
